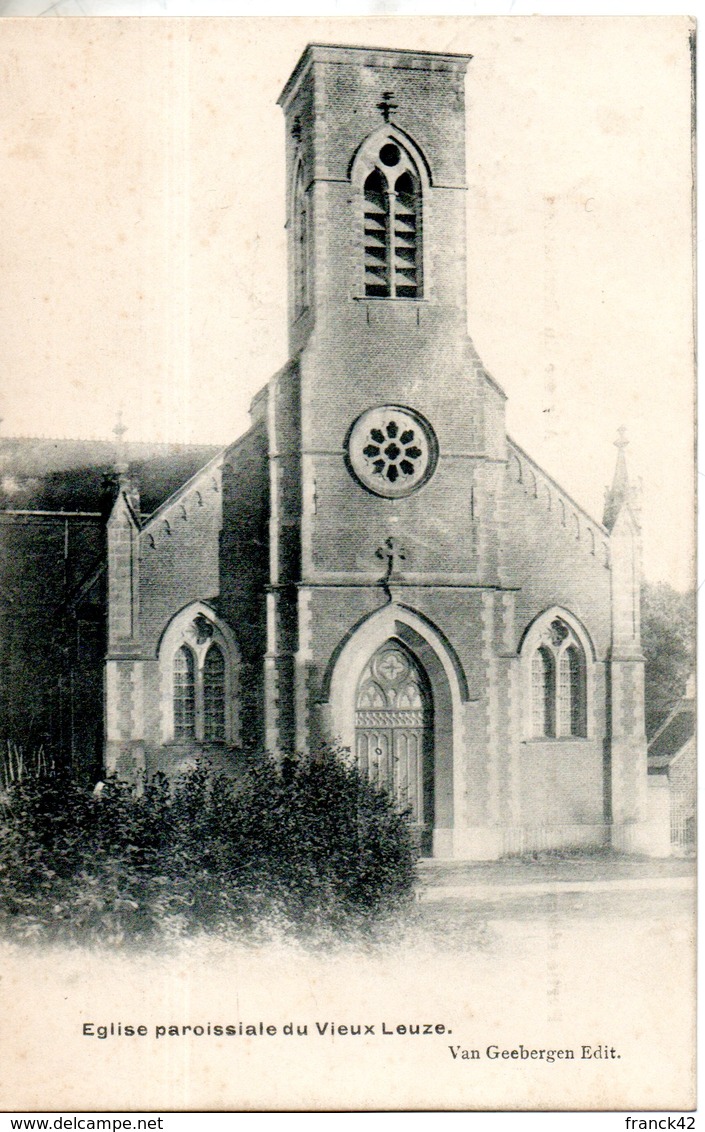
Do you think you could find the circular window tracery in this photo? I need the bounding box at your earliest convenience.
[346,405,438,498]
[379,143,401,167]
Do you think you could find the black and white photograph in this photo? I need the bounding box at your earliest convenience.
[0,14,695,1114]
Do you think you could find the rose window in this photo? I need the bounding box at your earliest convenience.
[346,405,438,498]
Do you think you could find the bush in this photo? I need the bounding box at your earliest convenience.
[0,748,416,945]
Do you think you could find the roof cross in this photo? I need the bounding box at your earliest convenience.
[614,425,629,450]
[112,409,128,444]
[112,409,129,475]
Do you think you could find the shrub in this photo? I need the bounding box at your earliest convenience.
[0,748,416,945]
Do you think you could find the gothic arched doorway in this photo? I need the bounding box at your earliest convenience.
[355,640,434,853]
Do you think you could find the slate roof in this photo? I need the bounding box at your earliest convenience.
[647,700,696,773]
[0,438,222,516]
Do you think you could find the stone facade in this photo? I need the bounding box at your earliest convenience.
[0,43,656,858]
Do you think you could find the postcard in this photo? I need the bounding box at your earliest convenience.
[0,15,695,1113]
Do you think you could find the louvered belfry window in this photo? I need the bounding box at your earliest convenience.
[364,141,422,299]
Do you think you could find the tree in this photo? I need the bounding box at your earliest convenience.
[641,581,695,738]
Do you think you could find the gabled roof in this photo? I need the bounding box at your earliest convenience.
[141,448,226,532]
[0,438,222,515]
[647,695,695,770]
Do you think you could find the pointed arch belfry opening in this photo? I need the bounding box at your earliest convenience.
[351,126,430,300]
[355,639,434,851]
[324,604,467,858]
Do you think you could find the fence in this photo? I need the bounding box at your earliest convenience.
[0,742,55,792]
[670,799,696,855]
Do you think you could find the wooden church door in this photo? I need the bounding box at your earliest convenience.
[355,641,433,853]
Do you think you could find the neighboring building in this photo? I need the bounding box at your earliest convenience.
[0,43,659,858]
[648,675,696,854]
[0,437,221,780]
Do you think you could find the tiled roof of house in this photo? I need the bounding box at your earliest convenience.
[0,437,222,515]
[647,701,695,769]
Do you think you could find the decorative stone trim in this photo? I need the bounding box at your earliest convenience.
[507,439,609,567]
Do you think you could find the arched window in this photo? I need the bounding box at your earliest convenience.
[173,646,196,740]
[559,644,585,737]
[531,646,555,738]
[293,162,309,315]
[203,644,225,742]
[363,141,422,298]
[159,603,241,747]
[525,615,589,739]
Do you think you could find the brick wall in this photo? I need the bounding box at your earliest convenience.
[219,421,270,748]
[502,448,612,657]
[138,459,224,656]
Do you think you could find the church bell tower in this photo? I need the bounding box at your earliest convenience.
[278,43,473,353]
[267,45,509,778]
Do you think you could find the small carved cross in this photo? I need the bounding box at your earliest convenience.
[376,91,398,122]
[376,536,407,583]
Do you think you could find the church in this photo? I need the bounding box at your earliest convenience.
[0,43,659,859]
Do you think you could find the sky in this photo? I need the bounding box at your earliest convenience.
[0,15,694,587]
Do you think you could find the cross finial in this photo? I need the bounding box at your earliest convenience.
[113,409,128,444]
[376,536,407,584]
[112,409,129,476]
[614,426,628,450]
[376,91,398,123]
[603,425,632,531]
